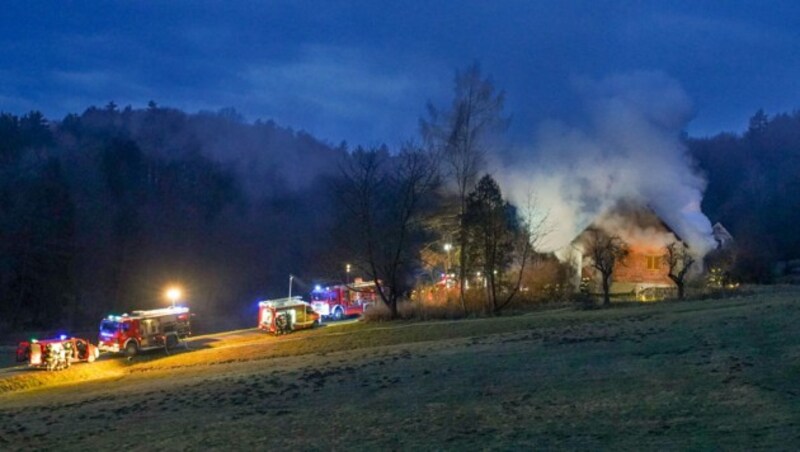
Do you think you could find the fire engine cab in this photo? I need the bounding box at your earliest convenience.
[258,297,319,334]
[98,306,191,356]
[310,279,379,320]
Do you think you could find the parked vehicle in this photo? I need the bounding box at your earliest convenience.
[310,278,379,320]
[98,306,191,356]
[258,297,319,334]
[16,336,100,370]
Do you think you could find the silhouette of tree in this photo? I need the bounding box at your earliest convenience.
[585,229,628,306]
[663,242,695,299]
[420,62,508,314]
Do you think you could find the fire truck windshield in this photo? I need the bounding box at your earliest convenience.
[100,320,120,334]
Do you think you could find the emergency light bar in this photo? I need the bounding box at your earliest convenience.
[258,297,307,308]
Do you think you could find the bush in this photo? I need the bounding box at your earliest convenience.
[363,301,459,321]
[363,290,499,321]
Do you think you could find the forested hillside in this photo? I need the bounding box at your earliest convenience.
[0,104,345,333]
[688,109,800,281]
[2,101,800,334]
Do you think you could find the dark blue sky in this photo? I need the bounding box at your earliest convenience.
[2,1,799,146]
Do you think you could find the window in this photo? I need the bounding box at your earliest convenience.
[646,255,661,271]
[100,320,119,334]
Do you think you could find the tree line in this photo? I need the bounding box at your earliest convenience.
[0,104,344,334]
[688,109,800,282]
[2,66,799,331]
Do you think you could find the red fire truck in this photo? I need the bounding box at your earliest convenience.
[257,297,320,334]
[16,336,100,370]
[310,279,379,320]
[98,306,191,356]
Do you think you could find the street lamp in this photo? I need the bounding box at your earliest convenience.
[346,263,351,285]
[288,274,294,300]
[443,243,452,276]
[165,286,182,309]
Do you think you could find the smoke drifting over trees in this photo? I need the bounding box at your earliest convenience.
[689,108,800,281]
[2,67,800,333]
[500,72,715,258]
[0,105,345,334]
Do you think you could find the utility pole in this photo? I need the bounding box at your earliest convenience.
[443,243,452,279]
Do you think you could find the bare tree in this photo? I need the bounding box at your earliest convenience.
[420,62,508,314]
[490,194,549,314]
[663,242,695,299]
[335,144,439,319]
[585,228,629,306]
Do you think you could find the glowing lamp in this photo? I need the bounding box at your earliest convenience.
[165,286,183,307]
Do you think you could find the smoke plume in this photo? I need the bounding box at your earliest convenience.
[501,71,715,257]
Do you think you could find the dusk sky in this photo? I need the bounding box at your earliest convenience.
[2,1,799,147]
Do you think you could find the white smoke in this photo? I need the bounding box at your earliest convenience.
[501,71,715,257]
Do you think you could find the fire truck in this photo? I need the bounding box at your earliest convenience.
[16,336,100,370]
[98,306,191,356]
[258,297,319,334]
[310,278,379,320]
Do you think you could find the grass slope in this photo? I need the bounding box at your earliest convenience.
[1,287,799,449]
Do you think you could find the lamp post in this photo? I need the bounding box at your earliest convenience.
[443,243,452,276]
[165,286,182,309]
[288,274,294,300]
[346,264,351,285]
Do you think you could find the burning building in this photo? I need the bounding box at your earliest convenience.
[499,72,718,300]
[563,199,693,300]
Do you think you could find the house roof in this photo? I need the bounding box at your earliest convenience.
[569,199,686,247]
[711,222,734,248]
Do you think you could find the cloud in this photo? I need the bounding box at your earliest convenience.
[239,45,444,145]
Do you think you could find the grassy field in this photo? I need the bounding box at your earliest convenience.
[1,287,799,450]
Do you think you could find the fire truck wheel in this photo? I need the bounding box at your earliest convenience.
[87,351,95,363]
[166,334,179,350]
[125,341,139,357]
[333,308,344,321]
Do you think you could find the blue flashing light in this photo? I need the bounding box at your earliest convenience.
[314,285,322,292]
[59,334,67,340]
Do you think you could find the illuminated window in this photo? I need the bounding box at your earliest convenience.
[646,256,661,270]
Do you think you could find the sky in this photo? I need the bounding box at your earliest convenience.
[2,1,799,147]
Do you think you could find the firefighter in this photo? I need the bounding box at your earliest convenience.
[45,344,56,371]
[62,340,73,369]
[55,343,66,371]
[275,314,287,335]
[46,343,65,371]
[275,312,293,335]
